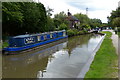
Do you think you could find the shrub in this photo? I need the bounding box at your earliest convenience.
[59,23,68,30]
[67,29,88,37]
[72,29,78,35]
[78,31,84,34]
[67,29,75,37]
[83,30,88,33]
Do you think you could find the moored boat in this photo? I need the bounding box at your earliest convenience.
[3,30,68,54]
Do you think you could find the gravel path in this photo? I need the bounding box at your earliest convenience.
[110,30,118,54]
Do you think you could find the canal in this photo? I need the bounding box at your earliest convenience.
[2,34,104,78]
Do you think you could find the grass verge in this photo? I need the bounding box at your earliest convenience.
[85,31,118,78]
[2,42,9,48]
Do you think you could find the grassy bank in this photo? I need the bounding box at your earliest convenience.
[85,31,118,78]
[2,42,9,48]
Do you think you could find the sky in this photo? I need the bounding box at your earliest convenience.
[35,0,120,23]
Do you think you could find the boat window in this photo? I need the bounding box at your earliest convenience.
[44,35,47,40]
[37,36,41,41]
[50,34,52,38]
[63,32,66,36]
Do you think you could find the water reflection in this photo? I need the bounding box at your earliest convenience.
[66,34,92,55]
[2,34,103,78]
[3,40,67,78]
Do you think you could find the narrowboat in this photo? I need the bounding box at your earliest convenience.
[3,30,68,53]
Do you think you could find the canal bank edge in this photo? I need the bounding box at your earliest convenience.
[77,33,106,78]
[84,31,118,78]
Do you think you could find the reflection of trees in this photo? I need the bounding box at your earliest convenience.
[91,33,102,39]
[2,55,49,78]
[66,34,92,55]
[3,40,67,78]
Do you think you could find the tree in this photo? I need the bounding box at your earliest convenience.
[112,17,120,27]
[46,6,53,17]
[59,23,68,30]
[108,7,120,27]
[54,11,69,28]
[74,13,90,25]
[47,16,55,31]
[74,13,102,29]
[89,18,102,29]
[74,13,91,30]
[46,7,55,31]
[2,2,24,35]
[2,2,47,36]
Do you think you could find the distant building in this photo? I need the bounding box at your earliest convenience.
[65,10,80,29]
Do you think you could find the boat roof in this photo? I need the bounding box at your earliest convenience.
[13,30,66,38]
[13,35,31,38]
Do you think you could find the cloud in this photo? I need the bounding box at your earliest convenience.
[65,0,119,11]
[37,0,120,23]
[38,0,82,15]
[88,10,110,23]
[66,2,103,11]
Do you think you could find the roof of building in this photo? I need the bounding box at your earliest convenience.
[66,10,79,21]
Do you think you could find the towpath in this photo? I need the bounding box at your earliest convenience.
[103,30,119,78]
[109,30,119,79]
[110,30,118,55]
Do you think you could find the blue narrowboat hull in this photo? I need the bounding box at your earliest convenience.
[4,36,68,52]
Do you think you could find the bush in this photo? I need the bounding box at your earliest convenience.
[59,23,68,30]
[67,29,88,37]
[67,29,75,37]
[77,31,84,34]
[83,30,88,33]
[72,29,78,35]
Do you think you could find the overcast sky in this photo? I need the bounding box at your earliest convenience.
[36,0,119,23]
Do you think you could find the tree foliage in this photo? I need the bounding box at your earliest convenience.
[2,2,104,37]
[112,17,120,27]
[74,13,90,25]
[74,13,102,29]
[108,7,120,27]
[46,7,53,17]
[2,2,24,35]
[2,2,47,36]
[54,11,69,28]
[59,23,68,30]
[46,7,55,31]
[46,16,55,31]
[89,18,102,28]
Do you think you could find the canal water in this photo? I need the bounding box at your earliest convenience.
[2,34,103,78]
